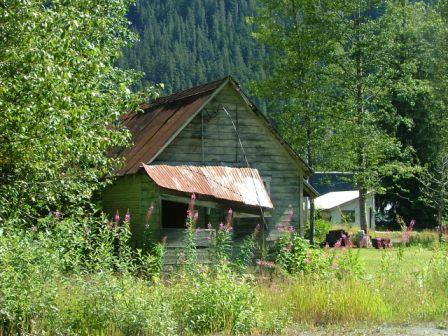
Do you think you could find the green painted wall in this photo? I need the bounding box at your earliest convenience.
[102,172,161,249]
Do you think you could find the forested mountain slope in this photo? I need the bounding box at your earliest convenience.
[119,0,267,94]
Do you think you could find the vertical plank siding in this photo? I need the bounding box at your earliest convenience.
[102,173,161,248]
[155,83,304,238]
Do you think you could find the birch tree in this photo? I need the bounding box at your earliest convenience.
[0,1,144,224]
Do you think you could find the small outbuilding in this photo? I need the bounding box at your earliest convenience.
[314,191,376,229]
[102,77,318,250]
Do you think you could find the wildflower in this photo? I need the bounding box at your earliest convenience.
[219,222,225,231]
[114,210,120,223]
[124,210,131,223]
[277,224,285,232]
[188,193,196,216]
[376,238,383,249]
[146,203,154,220]
[207,223,212,230]
[54,210,61,220]
[254,223,261,235]
[193,210,199,222]
[256,260,276,268]
[334,238,342,249]
[288,226,295,233]
[225,208,234,227]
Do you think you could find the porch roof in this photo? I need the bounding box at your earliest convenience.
[142,163,274,209]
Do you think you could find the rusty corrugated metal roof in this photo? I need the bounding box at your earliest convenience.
[142,163,274,209]
[116,78,229,175]
[114,76,312,176]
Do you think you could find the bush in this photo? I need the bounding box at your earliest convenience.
[171,266,261,335]
[51,274,177,336]
[305,219,333,245]
[0,226,61,334]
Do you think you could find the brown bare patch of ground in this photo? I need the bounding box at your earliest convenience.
[287,323,448,335]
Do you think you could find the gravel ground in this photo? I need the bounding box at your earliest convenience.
[286,323,448,335]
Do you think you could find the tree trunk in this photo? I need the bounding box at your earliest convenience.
[359,188,368,233]
[437,206,443,242]
[309,197,316,244]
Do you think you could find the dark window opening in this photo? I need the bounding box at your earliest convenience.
[162,200,188,229]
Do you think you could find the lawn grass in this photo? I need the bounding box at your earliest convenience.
[357,246,433,276]
[258,245,448,332]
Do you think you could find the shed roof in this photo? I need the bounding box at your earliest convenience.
[116,78,227,175]
[115,76,312,176]
[142,163,273,209]
[314,191,360,210]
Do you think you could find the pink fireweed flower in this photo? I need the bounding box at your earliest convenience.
[146,203,154,220]
[288,226,295,233]
[254,224,261,235]
[256,260,276,268]
[277,224,285,232]
[54,210,61,220]
[402,219,416,244]
[194,210,199,222]
[334,238,342,249]
[219,222,225,231]
[124,210,131,223]
[207,222,212,230]
[188,193,196,216]
[225,208,234,227]
[114,210,120,223]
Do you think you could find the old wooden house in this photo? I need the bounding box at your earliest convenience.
[102,77,318,251]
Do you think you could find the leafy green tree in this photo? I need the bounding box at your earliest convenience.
[253,0,419,233]
[0,0,142,224]
[375,1,442,228]
[251,0,339,242]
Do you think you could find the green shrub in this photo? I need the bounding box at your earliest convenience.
[0,226,61,334]
[171,267,260,335]
[52,274,177,336]
[305,219,333,245]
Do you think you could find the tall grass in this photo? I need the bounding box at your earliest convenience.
[2,213,448,335]
[257,245,448,329]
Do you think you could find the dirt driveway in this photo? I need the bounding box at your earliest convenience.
[288,324,448,335]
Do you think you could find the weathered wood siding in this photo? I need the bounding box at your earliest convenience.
[102,173,161,248]
[155,83,304,238]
